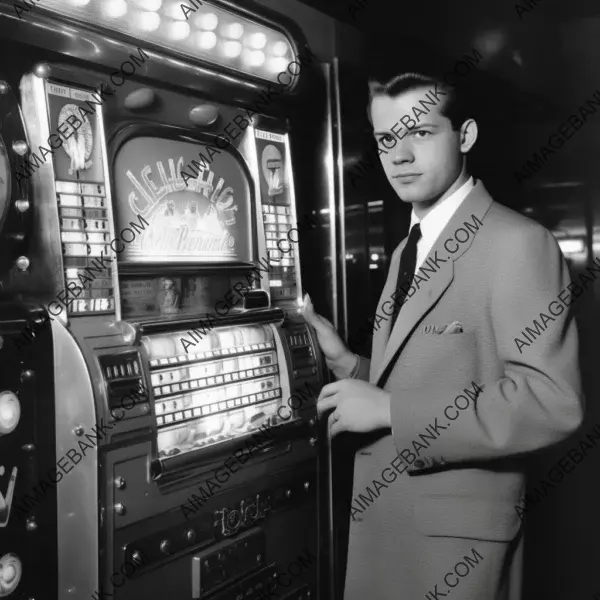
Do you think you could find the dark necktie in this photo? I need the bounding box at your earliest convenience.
[390,223,422,330]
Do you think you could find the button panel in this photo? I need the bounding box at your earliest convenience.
[98,351,149,421]
[261,204,297,301]
[56,181,114,313]
[191,530,267,598]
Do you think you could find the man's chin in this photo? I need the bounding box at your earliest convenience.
[393,184,426,203]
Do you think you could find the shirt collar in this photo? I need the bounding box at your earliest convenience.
[409,176,475,242]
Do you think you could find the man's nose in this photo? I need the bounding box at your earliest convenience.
[391,146,414,164]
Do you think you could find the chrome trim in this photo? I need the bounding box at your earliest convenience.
[20,72,120,319]
[332,58,348,340]
[326,426,336,600]
[93,83,121,322]
[52,318,98,600]
[322,64,338,330]
[243,119,272,299]
[283,132,303,307]
[269,322,291,403]
[19,72,67,316]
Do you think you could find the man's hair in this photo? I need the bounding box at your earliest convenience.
[367,72,472,131]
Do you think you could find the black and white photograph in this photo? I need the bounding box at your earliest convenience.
[0,0,598,598]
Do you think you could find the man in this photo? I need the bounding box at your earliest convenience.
[304,71,583,600]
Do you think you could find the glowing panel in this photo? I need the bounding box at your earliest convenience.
[41,0,297,83]
[0,553,22,597]
[112,135,252,263]
[144,325,294,459]
[0,392,20,436]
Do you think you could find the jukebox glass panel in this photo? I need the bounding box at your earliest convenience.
[144,324,295,459]
[112,135,253,263]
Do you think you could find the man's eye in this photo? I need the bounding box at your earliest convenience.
[378,134,394,144]
[413,130,431,138]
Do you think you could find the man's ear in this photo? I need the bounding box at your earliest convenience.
[459,118,478,153]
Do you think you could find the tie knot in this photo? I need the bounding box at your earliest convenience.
[409,223,422,242]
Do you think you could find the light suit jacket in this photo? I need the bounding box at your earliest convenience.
[345,180,583,600]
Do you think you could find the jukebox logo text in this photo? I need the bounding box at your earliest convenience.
[14,47,149,184]
[125,157,239,259]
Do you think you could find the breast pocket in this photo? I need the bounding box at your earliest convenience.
[403,330,479,387]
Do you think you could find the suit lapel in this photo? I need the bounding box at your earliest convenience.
[373,257,455,385]
[372,181,494,386]
[369,239,406,382]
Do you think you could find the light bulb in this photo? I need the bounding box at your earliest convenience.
[266,57,288,73]
[222,40,242,58]
[194,12,218,30]
[103,2,127,21]
[247,32,267,49]
[242,49,265,67]
[271,41,289,57]
[196,31,217,50]
[164,19,190,40]
[221,22,243,39]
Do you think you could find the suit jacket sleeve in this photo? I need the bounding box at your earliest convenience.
[391,225,584,463]
[352,355,370,382]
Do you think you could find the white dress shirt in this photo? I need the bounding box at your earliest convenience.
[409,176,475,269]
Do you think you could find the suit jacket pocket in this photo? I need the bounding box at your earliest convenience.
[414,494,522,542]
[399,330,478,389]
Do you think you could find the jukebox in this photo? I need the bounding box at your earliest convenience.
[0,1,329,598]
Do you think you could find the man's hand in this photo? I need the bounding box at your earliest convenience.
[317,379,392,437]
[303,294,357,379]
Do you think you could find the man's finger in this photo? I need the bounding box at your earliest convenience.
[302,294,319,325]
[318,380,343,401]
[303,295,334,332]
[330,418,344,438]
[317,396,340,417]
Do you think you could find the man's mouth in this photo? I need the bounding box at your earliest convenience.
[393,173,421,182]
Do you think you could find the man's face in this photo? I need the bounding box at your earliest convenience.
[370,86,467,205]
